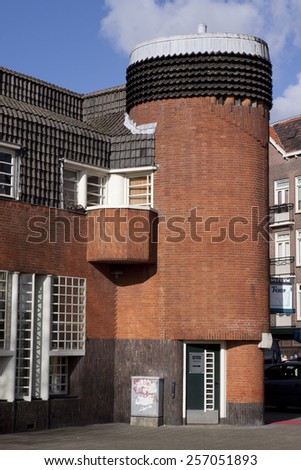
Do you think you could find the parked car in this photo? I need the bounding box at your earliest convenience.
[263,339,281,368]
[265,361,301,409]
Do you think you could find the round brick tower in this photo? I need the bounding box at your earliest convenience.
[114,28,272,425]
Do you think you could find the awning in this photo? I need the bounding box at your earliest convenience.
[270,327,301,344]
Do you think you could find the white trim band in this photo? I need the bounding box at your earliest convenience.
[130,33,270,65]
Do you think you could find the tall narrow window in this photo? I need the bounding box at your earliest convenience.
[0,150,15,198]
[275,179,289,205]
[0,271,10,350]
[15,274,35,400]
[63,169,78,207]
[297,284,301,321]
[275,232,290,258]
[49,356,68,395]
[87,175,106,207]
[296,177,301,212]
[297,230,301,266]
[128,174,152,207]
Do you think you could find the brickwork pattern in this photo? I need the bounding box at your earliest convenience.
[0,200,115,339]
[114,98,270,344]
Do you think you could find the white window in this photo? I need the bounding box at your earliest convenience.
[51,276,86,353]
[275,232,290,258]
[0,148,16,198]
[275,179,289,205]
[87,174,106,207]
[0,271,10,350]
[297,284,301,321]
[63,165,107,209]
[63,169,79,207]
[297,230,301,266]
[15,273,35,399]
[296,177,301,212]
[0,272,86,401]
[127,174,152,207]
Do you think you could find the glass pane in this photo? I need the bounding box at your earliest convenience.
[64,170,78,182]
[128,175,151,206]
[51,276,86,351]
[0,152,12,164]
[298,186,301,210]
[63,170,78,206]
[275,180,289,205]
[87,174,106,207]
[49,356,68,395]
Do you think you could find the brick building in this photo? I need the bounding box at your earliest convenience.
[269,116,301,357]
[0,28,272,433]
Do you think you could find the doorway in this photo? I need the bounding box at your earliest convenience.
[186,344,220,424]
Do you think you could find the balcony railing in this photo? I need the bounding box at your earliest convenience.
[269,203,294,227]
[270,256,295,277]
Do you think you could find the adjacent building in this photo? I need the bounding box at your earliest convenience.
[0,27,272,433]
[269,116,301,357]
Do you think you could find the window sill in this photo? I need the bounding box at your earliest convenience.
[49,349,85,357]
[49,395,79,400]
[0,195,15,200]
[86,204,157,212]
[0,350,14,357]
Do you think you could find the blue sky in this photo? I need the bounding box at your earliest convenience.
[1,0,301,123]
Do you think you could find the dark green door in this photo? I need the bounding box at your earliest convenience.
[186,344,220,424]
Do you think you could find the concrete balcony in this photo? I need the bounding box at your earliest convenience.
[269,203,294,228]
[87,207,157,264]
[270,256,295,277]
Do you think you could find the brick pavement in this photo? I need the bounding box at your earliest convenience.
[0,410,301,450]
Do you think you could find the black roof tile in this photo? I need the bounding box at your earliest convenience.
[272,117,301,153]
[0,67,156,207]
[126,51,272,111]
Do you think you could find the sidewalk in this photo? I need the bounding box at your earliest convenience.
[1,410,301,450]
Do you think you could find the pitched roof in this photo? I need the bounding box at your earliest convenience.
[269,125,284,149]
[271,116,301,153]
[86,112,131,136]
[0,95,109,139]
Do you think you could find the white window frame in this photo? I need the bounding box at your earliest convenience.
[63,162,157,210]
[0,272,86,402]
[296,230,301,267]
[295,177,301,213]
[51,276,86,355]
[0,143,20,199]
[297,284,301,321]
[275,231,290,259]
[126,172,153,208]
[0,270,10,350]
[63,161,108,209]
[15,273,36,400]
[274,179,289,206]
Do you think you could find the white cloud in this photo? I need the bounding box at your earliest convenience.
[271,73,301,123]
[100,0,301,121]
[100,0,301,59]
[100,0,259,55]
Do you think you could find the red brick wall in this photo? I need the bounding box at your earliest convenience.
[87,208,157,264]
[227,342,264,403]
[0,200,115,339]
[115,97,270,342]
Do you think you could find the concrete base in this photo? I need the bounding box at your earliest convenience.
[186,410,219,424]
[130,416,163,427]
